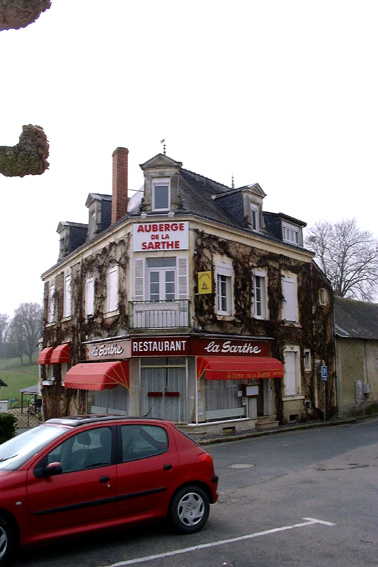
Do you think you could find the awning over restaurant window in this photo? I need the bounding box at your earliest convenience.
[37,347,54,365]
[197,356,284,381]
[64,361,130,391]
[51,344,71,364]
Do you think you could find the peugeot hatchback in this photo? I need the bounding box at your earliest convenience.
[0,416,218,565]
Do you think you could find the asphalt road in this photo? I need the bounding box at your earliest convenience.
[13,417,378,567]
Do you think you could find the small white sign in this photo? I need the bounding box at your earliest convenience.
[133,221,189,252]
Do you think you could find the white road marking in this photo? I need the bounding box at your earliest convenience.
[103,517,336,567]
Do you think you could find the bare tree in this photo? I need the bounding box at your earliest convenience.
[10,303,43,364]
[305,219,378,301]
[0,314,9,359]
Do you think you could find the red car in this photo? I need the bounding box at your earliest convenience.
[0,416,218,566]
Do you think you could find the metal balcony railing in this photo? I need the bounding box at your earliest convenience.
[128,299,190,329]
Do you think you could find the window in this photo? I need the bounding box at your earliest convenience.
[121,424,168,462]
[152,178,170,211]
[282,222,300,245]
[304,350,311,371]
[216,264,232,316]
[282,275,298,322]
[63,273,72,318]
[253,271,268,319]
[35,427,113,475]
[319,288,327,305]
[48,283,55,323]
[107,266,118,312]
[250,204,259,231]
[85,276,94,316]
[147,258,176,301]
[133,257,188,302]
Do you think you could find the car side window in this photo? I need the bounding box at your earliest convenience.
[37,427,113,474]
[121,425,168,463]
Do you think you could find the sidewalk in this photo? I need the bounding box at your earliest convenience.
[199,414,378,445]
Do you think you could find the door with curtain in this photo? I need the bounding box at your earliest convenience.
[140,358,187,423]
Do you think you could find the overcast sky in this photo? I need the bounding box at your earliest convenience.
[1,0,377,317]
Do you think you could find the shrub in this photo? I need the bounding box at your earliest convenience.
[0,414,18,444]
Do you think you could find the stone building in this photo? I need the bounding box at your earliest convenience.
[334,296,378,418]
[38,148,336,437]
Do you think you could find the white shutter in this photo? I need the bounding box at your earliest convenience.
[282,277,298,322]
[85,277,94,316]
[284,351,297,396]
[177,257,188,299]
[134,258,145,301]
[64,274,72,318]
[107,266,118,312]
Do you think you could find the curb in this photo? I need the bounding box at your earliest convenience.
[198,415,378,445]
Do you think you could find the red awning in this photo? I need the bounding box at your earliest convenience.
[197,356,284,381]
[51,344,71,364]
[64,361,130,391]
[37,347,54,365]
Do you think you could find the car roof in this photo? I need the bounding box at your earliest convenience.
[45,415,172,428]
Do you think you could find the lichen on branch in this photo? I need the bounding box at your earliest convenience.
[0,125,49,177]
[0,0,51,31]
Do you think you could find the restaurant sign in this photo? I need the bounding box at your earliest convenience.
[86,339,131,361]
[132,337,189,356]
[189,337,271,357]
[133,221,189,252]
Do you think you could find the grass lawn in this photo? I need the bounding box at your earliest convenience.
[0,357,39,406]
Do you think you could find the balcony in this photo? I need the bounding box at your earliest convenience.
[128,300,190,329]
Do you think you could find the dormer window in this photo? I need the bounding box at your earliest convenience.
[152,178,170,211]
[250,204,259,231]
[282,222,300,245]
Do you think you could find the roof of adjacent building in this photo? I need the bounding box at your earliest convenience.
[334,296,378,340]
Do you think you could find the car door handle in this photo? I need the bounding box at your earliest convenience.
[163,464,172,471]
[100,475,110,483]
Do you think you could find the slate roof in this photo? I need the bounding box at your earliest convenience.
[334,296,378,340]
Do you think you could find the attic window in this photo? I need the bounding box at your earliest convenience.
[282,222,300,245]
[250,204,259,231]
[152,178,170,211]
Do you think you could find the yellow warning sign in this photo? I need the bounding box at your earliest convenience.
[198,271,212,294]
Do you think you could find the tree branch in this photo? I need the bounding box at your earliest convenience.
[0,125,49,177]
[0,0,51,31]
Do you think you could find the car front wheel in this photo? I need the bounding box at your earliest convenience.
[169,485,210,534]
[0,517,16,567]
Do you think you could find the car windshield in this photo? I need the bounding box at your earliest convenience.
[0,424,68,471]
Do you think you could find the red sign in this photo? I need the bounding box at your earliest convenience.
[189,337,271,357]
[132,337,189,356]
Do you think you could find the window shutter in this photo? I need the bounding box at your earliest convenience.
[107,266,118,312]
[282,277,298,322]
[85,277,94,316]
[134,258,145,301]
[177,257,188,298]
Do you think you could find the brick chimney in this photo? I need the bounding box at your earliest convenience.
[111,147,129,224]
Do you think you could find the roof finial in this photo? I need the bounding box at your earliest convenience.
[231,172,235,189]
[160,139,166,155]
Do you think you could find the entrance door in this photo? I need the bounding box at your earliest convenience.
[140,358,187,423]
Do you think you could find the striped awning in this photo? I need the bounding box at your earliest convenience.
[197,356,284,380]
[64,361,130,391]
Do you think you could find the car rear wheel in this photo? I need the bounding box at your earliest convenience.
[0,517,16,567]
[169,485,210,534]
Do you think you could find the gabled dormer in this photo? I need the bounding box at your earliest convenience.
[85,193,112,241]
[241,183,266,232]
[57,222,88,261]
[139,154,183,214]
